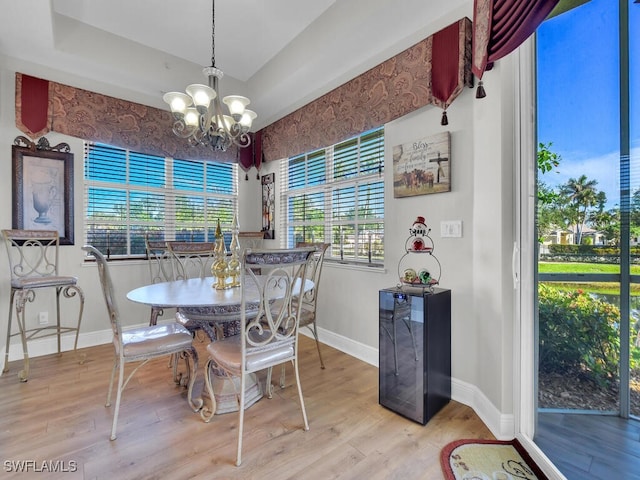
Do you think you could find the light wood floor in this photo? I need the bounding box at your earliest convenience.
[0,336,494,480]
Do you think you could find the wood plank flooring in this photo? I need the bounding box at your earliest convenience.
[536,412,640,480]
[0,336,494,480]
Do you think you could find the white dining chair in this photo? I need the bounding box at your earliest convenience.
[83,245,200,440]
[294,242,330,369]
[200,247,315,466]
[273,242,330,391]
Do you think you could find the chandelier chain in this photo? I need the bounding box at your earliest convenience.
[210,0,216,67]
[162,0,255,151]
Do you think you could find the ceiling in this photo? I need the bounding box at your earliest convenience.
[0,0,466,130]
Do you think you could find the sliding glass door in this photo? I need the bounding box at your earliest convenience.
[536,0,638,417]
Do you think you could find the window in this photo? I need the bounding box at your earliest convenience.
[84,143,237,258]
[280,127,385,265]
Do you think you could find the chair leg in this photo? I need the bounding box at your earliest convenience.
[54,285,86,363]
[110,360,126,441]
[15,290,31,382]
[2,290,16,375]
[292,359,309,431]
[55,287,63,355]
[278,322,325,391]
[266,366,274,398]
[200,359,218,422]
[279,364,286,389]
[309,323,325,369]
[106,359,118,407]
[68,285,86,364]
[236,371,247,466]
[182,347,202,412]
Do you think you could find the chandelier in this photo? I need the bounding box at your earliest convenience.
[163,0,256,151]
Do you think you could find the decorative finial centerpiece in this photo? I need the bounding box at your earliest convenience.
[212,219,230,289]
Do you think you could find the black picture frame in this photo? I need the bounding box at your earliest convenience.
[11,137,75,245]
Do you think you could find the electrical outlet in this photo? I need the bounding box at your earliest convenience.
[38,311,49,325]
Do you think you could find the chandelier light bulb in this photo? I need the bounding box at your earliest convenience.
[184,108,200,127]
[171,97,187,113]
[239,110,257,129]
[163,92,192,116]
[186,84,216,111]
[223,95,250,118]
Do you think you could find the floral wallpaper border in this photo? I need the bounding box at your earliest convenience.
[259,17,473,162]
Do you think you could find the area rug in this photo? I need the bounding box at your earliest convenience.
[440,439,549,480]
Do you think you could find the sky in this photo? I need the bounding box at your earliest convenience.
[536,0,639,209]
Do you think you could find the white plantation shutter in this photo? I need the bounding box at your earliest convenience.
[84,143,237,258]
[280,127,384,265]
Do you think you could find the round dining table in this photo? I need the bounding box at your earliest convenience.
[126,276,313,414]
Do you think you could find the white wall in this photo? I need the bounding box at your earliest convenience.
[256,62,517,437]
[0,16,519,440]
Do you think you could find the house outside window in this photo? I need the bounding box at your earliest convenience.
[84,143,237,258]
[280,127,385,265]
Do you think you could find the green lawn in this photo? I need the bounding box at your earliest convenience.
[539,261,640,275]
[539,261,640,294]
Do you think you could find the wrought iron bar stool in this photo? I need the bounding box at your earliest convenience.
[2,229,85,381]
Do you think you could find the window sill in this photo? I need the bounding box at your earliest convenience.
[325,260,386,274]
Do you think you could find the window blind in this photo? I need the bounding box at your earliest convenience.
[280,127,385,265]
[84,143,237,258]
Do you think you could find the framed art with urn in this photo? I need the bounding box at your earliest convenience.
[11,137,75,245]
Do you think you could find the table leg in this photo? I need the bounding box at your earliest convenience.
[202,369,263,415]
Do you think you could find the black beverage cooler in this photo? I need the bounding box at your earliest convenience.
[378,286,451,425]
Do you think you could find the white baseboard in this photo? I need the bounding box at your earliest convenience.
[2,329,113,362]
[450,376,515,439]
[301,326,379,366]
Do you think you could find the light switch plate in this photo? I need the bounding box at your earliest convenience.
[440,220,462,238]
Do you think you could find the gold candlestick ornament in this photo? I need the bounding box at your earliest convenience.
[212,219,230,289]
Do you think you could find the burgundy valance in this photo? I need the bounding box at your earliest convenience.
[259,17,473,162]
[472,0,559,97]
[238,131,263,180]
[15,73,236,162]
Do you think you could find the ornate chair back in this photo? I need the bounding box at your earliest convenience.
[241,247,315,360]
[3,229,64,282]
[293,242,330,370]
[295,242,330,316]
[144,237,172,284]
[238,232,264,253]
[166,241,216,280]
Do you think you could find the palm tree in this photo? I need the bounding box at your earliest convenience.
[559,175,599,245]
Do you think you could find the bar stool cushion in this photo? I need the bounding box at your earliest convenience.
[12,275,78,289]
